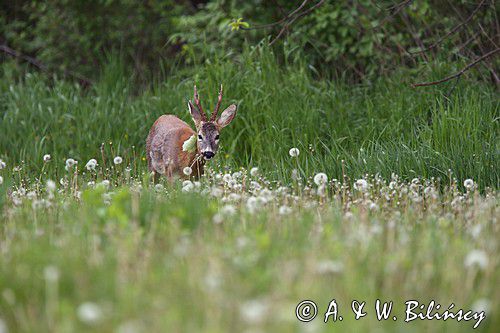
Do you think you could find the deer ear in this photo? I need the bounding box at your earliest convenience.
[188,101,202,125]
[216,104,237,128]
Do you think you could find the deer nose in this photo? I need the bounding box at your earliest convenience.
[203,151,215,159]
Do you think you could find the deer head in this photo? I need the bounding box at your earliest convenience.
[187,84,237,160]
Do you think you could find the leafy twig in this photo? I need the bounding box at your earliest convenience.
[411,47,500,87]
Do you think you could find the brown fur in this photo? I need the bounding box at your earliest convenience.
[146,115,204,180]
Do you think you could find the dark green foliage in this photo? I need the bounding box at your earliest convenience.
[0,50,498,187]
[2,0,498,82]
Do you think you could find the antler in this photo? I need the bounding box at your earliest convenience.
[193,85,207,121]
[210,84,223,121]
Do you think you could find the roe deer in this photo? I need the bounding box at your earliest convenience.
[146,84,237,181]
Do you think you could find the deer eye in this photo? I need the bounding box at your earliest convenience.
[198,134,203,140]
[215,135,220,140]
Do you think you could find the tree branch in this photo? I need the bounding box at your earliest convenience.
[410,0,487,55]
[411,47,500,87]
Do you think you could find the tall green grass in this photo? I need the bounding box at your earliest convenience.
[0,49,498,187]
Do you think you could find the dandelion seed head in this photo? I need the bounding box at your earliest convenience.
[354,179,368,192]
[315,260,344,274]
[464,179,474,190]
[239,299,268,324]
[65,158,76,168]
[289,147,300,157]
[113,156,123,165]
[0,160,6,170]
[250,167,259,177]
[85,159,98,171]
[43,265,60,282]
[43,154,51,163]
[154,183,164,192]
[279,205,291,215]
[313,173,328,186]
[464,249,488,270]
[183,166,192,176]
[77,302,103,325]
[471,298,491,314]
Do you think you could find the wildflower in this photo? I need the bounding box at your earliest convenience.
[87,181,95,188]
[77,302,103,325]
[278,205,291,215]
[222,174,232,183]
[221,204,236,216]
[113,156,123,165]
[100,180,110,189]
[246,196,259,213]
[250,181,261,191]
[369,202,379,211]
[471,298,491,314]
[240,299,268,324]
[43,154,51,163]
[85,159,98,171]
[45,180,56,192]
[210,187,223,198]
[65,158,77,170]
[315,260,344,274]
[464,179,474,190]
[212,213,224,224]
[183,166,192,176]
[154,183,164,192]
[182,180,194,192]
[0,159,5,169]
[250,167,259,177]
[354,179,368,192]
[43,265,60,282]
[464,249,488,270]
[289,147,300,157]
[313,172,328,186]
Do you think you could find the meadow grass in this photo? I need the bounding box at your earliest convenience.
[0,167,498,332]
[0,50,499,332]
[0,49,498,187]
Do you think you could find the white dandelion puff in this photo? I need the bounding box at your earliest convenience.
[43,265,60,282]
[221,204,236,216]
[239,299,268,324]
[315,260,344,274]
[250,167,259,177]
[278,205,292,215]
[100,180,110,189]
[43,154,51,163]
[85,159,98,171]
[65,158,77,169]
[0,159,6,169]
[464,249,488,270]
[464,179,474,190]
[113,156,123,165]
[222,174,232,183]
[313,172,328,186]
[471,298,491,315]
[289,147,300,157]
[154,183,164,192]
[183,166,192,176]
[77,302,103,325]
[354,179,368,192]
[182,180,194,192]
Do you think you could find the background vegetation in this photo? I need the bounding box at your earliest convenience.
[0,1,499,332]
